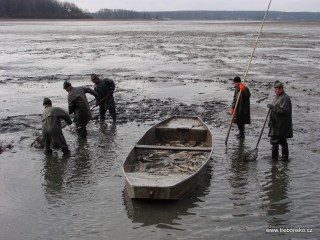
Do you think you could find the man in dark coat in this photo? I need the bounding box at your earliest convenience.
[267,80,293,161]
[230,76,251,139]
[90,73,116,122]
[42,98,72,155]
[63,81,98,138]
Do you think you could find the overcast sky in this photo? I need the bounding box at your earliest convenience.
[67,0,320,13]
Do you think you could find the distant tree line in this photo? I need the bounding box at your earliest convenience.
[90,10,320,21]
[92,9,153,19]
[148,11,320,21]
[0,0,91,18]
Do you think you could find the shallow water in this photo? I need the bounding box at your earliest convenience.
[0,20,320,239]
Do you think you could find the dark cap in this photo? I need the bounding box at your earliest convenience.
[43,97,52,106]
[274,80,283,88]
[91,73,98,80]
[233,76,241,83]
[63,81,71,89]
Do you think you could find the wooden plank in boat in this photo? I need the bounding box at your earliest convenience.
[135,144,212,152]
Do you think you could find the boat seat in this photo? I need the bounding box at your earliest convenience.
[135,144,212,152]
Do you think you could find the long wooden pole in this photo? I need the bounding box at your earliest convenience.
[225,0,272,145]
[90,91,114,111]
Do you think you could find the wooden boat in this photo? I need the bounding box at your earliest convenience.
[122,115,213,200]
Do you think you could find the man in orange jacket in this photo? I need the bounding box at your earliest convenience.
[230,76,251,139]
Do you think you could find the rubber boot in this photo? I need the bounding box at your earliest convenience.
[237,132,245,139]
[271,145,279,161]
[78,127,87,138]
[62,147,71,155]
[45,149,53,155]
[237,124,245,139]
[281,144,289,161]
[111,114,117,123]
[99,106,106,120]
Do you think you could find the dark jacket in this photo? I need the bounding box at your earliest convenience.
[231,86,251,125]
[94,78,115,99]
[42,106,72,150]
[94,78,116,108]
[268,91,293,139]
[68,86,98,127]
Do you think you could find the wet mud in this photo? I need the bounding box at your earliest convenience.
[2,71,319,155]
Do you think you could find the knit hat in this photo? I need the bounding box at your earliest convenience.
[274,80,283,88]
[233,76,241,83]
[63,81,71,89]
[43,97,52,106]
[91,73,98,80]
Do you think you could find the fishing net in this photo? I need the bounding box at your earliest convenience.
[243,148,258,161]
[31,134,43,148]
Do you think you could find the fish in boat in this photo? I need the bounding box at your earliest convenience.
[122,115,213,200]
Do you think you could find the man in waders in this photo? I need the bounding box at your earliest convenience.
[267,80,293,161]
[90,73,117,123]
[42,98,72,155]
[230,76,251,139]
[63,81,98,138]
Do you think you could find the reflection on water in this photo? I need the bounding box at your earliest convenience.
[262,162,290,227]
[228,140,258,216]
[70,138,93,184]
[41,121,119,202]
[42,154,68,197]
[41,139,92,202]
[227,139,291,232]
[41,137,93,201]
[98,121,117,137]
[123,164,213,229]
[123,194,193,230]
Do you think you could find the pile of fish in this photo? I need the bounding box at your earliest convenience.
[134,141,210,176]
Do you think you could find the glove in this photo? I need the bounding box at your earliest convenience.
[230,108,234,115]
[267,104,274,110]
[239,83,245,92]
